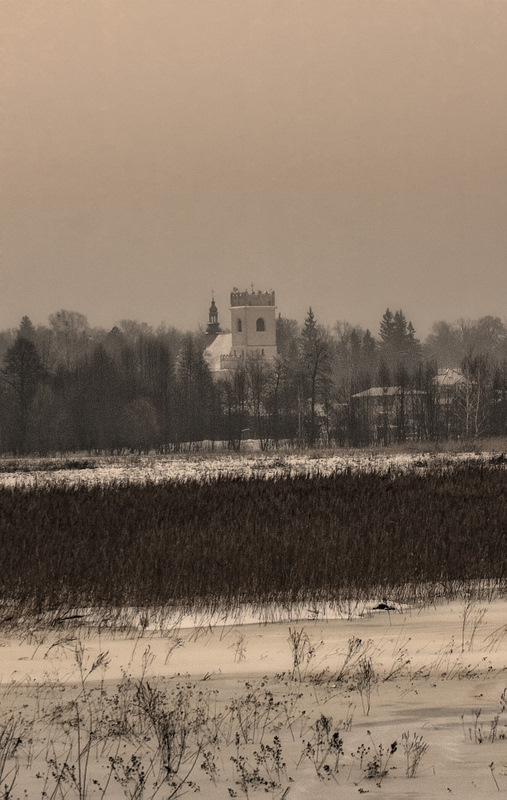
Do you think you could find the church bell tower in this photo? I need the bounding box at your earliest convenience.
[229,287,277,360]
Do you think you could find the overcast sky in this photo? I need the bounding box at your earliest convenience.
[2,0,506,338]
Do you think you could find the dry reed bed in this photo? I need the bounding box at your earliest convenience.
[0,465,505,617]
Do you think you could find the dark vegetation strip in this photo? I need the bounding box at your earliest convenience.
[0,466,505,612]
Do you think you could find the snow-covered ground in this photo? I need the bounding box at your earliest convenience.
[1,596,506,798]
[0,449,504,488]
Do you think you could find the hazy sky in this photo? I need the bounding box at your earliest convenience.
[2,0,506,338]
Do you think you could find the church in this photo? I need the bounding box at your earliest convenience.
[203,288,277,374]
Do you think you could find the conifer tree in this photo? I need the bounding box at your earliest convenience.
[380,308,395,346]
[18,315,36,343]
[2,336,44,452]
[300,308,333,446]
[362,329,377,383]
[380,308,419,369]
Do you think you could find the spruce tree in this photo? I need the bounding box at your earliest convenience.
[300,308,333,446]
[2,337,44,452]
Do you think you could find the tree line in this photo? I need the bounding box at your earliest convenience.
[0,308,506,454]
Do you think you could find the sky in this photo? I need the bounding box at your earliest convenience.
[2,0,506,339]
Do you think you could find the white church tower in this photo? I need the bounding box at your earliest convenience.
[204,287,277,374]
[229,288,277,361]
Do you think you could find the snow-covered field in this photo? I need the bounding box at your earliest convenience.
[0,448,504,488]
[1,596,506,798]
[1,446,504,796]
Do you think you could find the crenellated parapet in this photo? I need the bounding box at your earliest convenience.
[220,352,244,368]
[230,290,275,308]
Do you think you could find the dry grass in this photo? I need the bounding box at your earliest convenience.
[0,464,505,621]
[1,598,507,798]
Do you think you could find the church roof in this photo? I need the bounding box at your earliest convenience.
[203,332,232,372]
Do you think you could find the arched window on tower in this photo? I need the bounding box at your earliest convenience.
[256,317,265,332]
[237,319,242,332]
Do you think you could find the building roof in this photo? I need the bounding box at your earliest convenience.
[434,368,465,386]
[203,332,232,372]
[351,386,425,400]
[352,386,401,399]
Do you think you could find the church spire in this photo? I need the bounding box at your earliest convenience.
[206,293,221,336]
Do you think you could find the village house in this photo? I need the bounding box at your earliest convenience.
[350,385,426,445]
